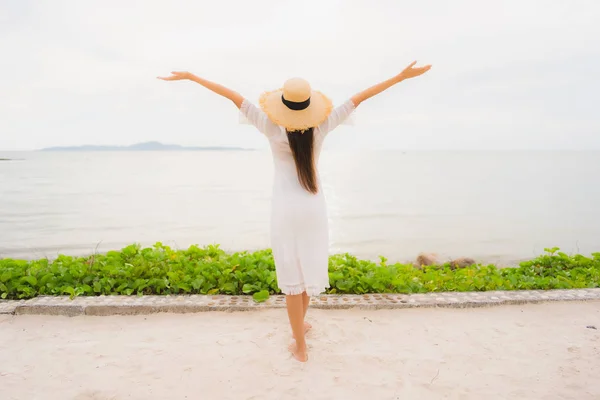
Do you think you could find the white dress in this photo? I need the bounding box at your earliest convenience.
[240,99,355,296]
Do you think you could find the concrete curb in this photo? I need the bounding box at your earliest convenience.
[1,289,599,317]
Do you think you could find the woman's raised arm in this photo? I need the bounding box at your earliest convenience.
[158,72,245,109]
[350,61,431,107]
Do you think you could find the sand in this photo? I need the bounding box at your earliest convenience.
[1,302,599,400]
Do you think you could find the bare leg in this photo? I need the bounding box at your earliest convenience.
[302,292,312,333]
[302,292,310,318]
[286,294,308,362]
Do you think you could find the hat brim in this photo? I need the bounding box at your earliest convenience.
[259,89,333,131]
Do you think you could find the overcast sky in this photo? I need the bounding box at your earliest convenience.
[1,0,599,151]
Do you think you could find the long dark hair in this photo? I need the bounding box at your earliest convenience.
[286,128,318,194]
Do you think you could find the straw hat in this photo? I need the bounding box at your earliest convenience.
[259,78,333,132]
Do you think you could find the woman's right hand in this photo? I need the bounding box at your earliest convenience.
[157,71,192,81]
[157,71,244,108]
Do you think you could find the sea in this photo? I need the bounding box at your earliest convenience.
[1,150,599,265]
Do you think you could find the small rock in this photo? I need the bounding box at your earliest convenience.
[449,257,477,269]
[586,325,597,330]
[415,253,439,268]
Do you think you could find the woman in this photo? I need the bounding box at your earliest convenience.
[158,61,431,362]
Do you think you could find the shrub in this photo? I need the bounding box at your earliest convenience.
[0,244,598,302]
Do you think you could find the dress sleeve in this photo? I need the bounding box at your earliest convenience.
[240,99,279,138]
[317,99,356,137]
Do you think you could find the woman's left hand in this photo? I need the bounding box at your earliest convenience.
[157,71,192,81]
[397,61,431,81]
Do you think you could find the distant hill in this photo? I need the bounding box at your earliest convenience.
[40,141,250,152]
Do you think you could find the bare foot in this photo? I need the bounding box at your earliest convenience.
[288,341,308,362]
[291,322,312,338]
[304,321,312,334]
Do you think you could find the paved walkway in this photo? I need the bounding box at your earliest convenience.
[1,288,599,316]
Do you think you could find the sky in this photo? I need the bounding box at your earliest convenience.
[1,0,599,151]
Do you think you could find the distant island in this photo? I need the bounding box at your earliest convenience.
[40,141,250,152]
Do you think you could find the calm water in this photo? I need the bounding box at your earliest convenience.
[1,151,599,265]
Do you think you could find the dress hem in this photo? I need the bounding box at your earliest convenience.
[279,283,329,297]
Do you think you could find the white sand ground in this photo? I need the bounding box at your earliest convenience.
[1,302,599,400]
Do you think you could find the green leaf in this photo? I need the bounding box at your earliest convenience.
[252,290,270,303]
[221,282,236,294]
[1,271,12,283]
[21,276,37,286]
[336,279,354,292]
[62,286,76,299]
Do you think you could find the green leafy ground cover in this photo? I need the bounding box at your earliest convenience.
[1,244,598,302]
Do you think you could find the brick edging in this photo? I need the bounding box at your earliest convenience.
[1,289,599,316]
